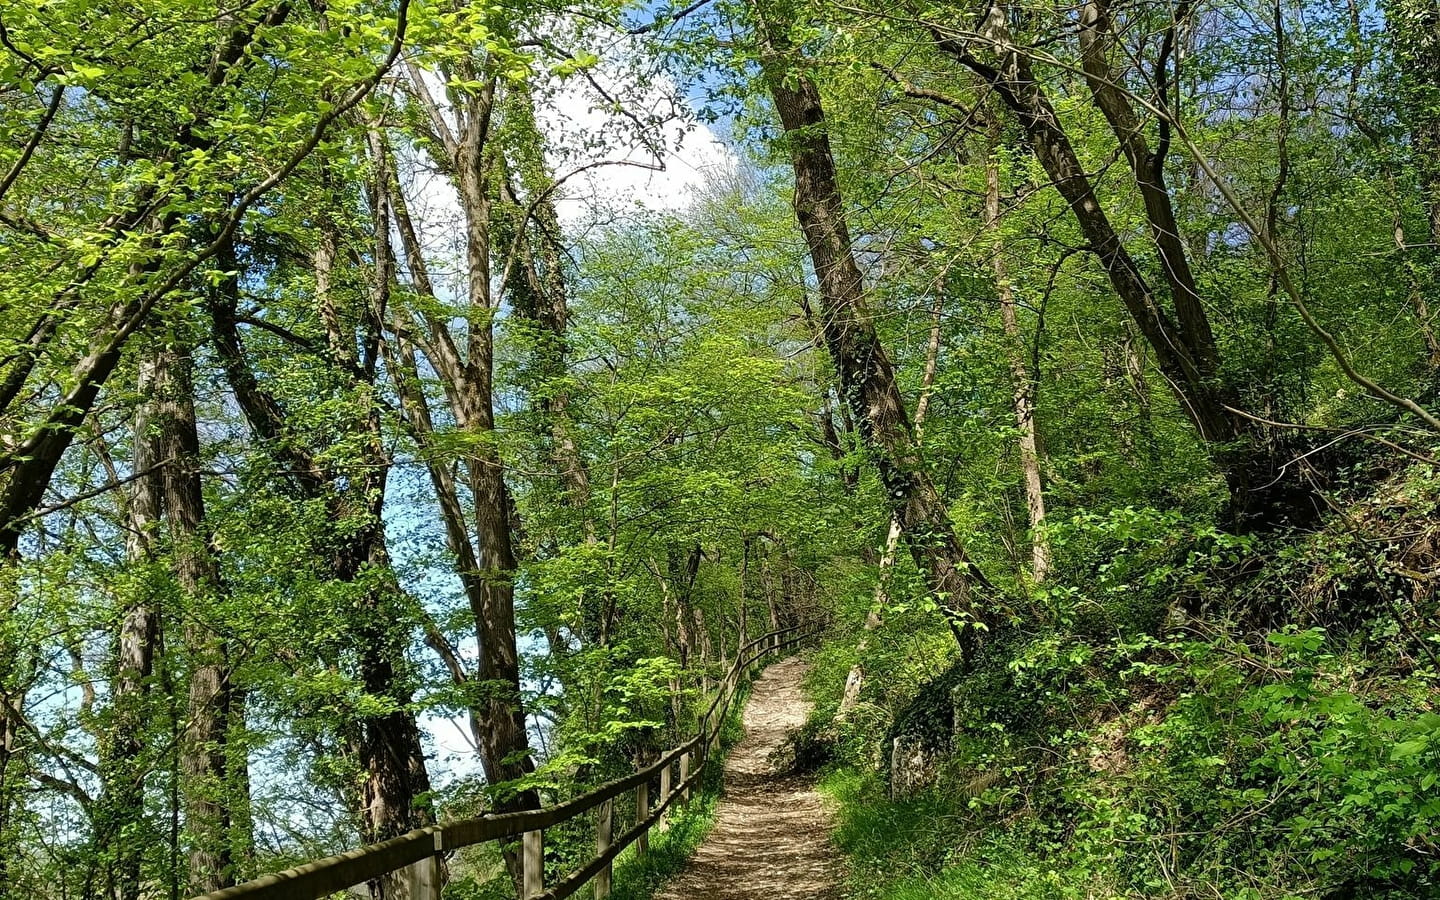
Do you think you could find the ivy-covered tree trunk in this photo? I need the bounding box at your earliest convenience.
[209,218,437,897]
[313,200,437,895]
[839,294,943,717]
[756,4,999,655]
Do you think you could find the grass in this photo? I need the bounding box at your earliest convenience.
[818,768,1114,900]
[606,779,720,900]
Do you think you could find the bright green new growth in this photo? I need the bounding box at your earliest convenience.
[3,0,1440,898]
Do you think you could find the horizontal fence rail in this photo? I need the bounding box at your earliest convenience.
[194,624,818,900]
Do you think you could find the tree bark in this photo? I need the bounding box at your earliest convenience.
[151,338,239,895]
[756,10,998,655]
[374,105,537,825]
[94,349,165,900]
[312,195,438,896]
[985,142,1049,582]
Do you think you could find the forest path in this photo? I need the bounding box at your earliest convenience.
[656,656,843,900]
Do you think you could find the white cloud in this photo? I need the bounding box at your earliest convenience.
[395,59,738,260]
[538,71,738,223]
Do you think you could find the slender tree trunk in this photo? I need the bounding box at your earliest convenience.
[666,549,695,671]
[693,604,713,671]
[738,538,752,653]
[985,144,1049,582]
[456,129,537,802]
[150,339,238,895]
[761,554,781,634]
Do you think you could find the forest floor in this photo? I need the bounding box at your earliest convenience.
[655,656,844,900]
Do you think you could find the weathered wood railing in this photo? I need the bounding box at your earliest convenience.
[193,624,815,900]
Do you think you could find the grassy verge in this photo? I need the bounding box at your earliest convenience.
[606,777,719,900]
[818,768,1109,900]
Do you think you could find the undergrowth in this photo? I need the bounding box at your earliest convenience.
[820,768,1108,899]
[810,463,1440,900]
[607,681,752,900]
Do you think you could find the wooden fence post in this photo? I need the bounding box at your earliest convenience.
[594,798,613,899]
[680,751,691,803]
[404,831,443,900]
[523,830,543,899]
[658,756,673,829]
[636,780,650,855]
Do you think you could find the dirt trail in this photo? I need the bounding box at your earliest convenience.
[656,656,843,900]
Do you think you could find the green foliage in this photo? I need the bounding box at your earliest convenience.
[821,769,1110,900]
[8,0,1440,896]
[819,500,1440,898]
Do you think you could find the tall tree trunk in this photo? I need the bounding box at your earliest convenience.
[659,545,704,721]
[738,538,752,653]
[1075,0,1216,378]
[838,295,945,717]
[151,338,238,895]
[313,196,437,896]
[210,205,438,897]
[373,107,536,827]
[755,5,999,656]
[95,350,165,900]
[985,142,1049,582]
[666,548,699,670]
[761,553,782,635]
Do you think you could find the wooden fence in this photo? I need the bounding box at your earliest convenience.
[192,624,815,900]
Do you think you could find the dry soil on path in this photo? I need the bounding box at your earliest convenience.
[656,656,843,900]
